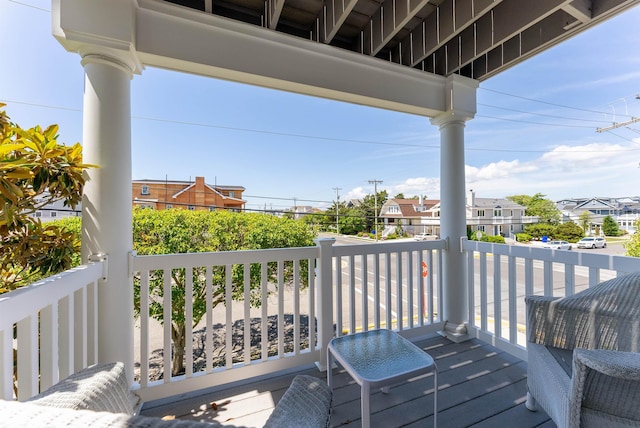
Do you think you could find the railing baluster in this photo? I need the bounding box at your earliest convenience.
[88,280,98,365]
[307,257,315,351]
[74,287,87,371]
[361,254,368,332]
[261,263,269,360]
[385,252,392,330]
[16,313,38,400]
[225,265,233,368]
[277,260,284,357]
[59,294,73,380]
[407,251,414,329]
[466,248,474,329]
[396,251,403,331]
[293,259,300,355]
[493,254,502,338]
[140,271,150,387]
[40,303,58,391]
[186,266,194,377]
[479,252,487,332]
[565,263,575,297]
[417,251,424,326]
[374,253,380,329]
[163,269,172,382]
[508,256,517,344]
[335,256,343,336]
[348,254,355,334]
[244,263,251,364]
[543,261,553,296]
[0,328,12,399]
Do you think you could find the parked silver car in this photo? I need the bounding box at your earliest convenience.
[414,233,438,241]
[576,237,607,249]
[543,240,572,250]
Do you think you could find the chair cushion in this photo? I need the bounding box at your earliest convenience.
[264,375,332,428]
[26,362,141,415]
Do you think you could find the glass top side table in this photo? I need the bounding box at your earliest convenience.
[327,329,437,427]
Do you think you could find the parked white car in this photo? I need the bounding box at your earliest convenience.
[414,233,438,241]
[543,240,572,250]
[576,237,607,249]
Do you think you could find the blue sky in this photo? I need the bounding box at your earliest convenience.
[2,0,640,214]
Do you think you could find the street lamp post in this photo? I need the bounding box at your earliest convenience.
[368,179,383,241]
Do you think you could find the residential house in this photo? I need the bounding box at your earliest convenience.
[33,192,82,221]
[557,196,640,233]
[380,197,440,236]
[381,192,536,238]
[132,176,246,212]
[466,190,535,238]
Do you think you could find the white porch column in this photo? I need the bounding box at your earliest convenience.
[54,0,142,382]
[81,54,135,376]
[430,75,478,342]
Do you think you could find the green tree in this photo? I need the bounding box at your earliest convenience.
[357,190,388,233]
[507,193,561,224]
[524,223,556,240]
[0,104,92,292]
[578,211,592,233]
[132,208,316,375]
[602,215,621,237]
[554,221,584,242]
[625,220,640,257]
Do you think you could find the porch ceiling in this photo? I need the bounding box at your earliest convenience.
[54,0,640,117]
[158,0,638,82]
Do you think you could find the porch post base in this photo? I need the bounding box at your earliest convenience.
[438,321,470,343]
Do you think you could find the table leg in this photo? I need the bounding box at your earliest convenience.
[361,382,370,428]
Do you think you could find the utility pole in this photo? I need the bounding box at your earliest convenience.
[368,179,383,241]
[596,116,640,132]
[333,187,342,235]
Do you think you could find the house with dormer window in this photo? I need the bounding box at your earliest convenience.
[379,197,440,236]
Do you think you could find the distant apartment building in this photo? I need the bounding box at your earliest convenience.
[557,196,640,233]
[132,176,246,212]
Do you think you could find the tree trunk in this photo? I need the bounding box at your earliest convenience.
[170,322,186,377]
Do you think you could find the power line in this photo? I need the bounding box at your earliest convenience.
[480,87,636,118]
[478,103,611,124]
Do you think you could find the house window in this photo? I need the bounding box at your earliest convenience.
[188,205,195,210]
[478,225,485,232]
[209,206,216,211]
[141,185,150,195]
[229,191,235,198]
[166,204,173,209]
[35,212,41,218]
[50,211,57,218]
[388,206,400,214]
[477,210,485,217]
[494,209,502,217]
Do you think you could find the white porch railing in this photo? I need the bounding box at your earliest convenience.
[0,261,105,400]
[5,238,640,405]
[131,238,445,402]
[464,240,640,360]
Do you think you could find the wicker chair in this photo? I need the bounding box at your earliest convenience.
[525,271,640,428]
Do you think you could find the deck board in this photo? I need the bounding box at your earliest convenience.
[141,335,553,427]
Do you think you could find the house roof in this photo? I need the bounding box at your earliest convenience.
[381,198,439,218]
[471,198,524,209]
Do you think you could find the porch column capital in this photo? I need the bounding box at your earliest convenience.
[430,74,479,127]
[53,0,143,75]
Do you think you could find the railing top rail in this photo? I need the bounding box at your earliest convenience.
[0,261,104,329]
[463,240,640,273]
[332,239,446,257]
[132,245,320,270]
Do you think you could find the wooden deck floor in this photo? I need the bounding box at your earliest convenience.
[141,335,554,427]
